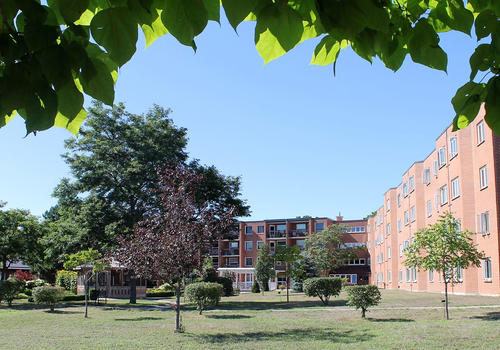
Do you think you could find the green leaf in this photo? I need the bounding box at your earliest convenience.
[469,44,493,80]
[221,0,257,30]
[310,36,348,66]
[428,0,473,34]
[86,44,119,83]
[80,57,115,105]
[204,0,220,23]
[90,7,138,66]
[484,76,500,133]
[406,0,430,19]
[378,35,408,72]
[408,19,448,72]
[255,4,304,64]
[24,23,60,52]
[161,0,208,48]
[452,81,485,130]
[57,0,89,23]
[18,86,59,134]
[0,111,17,128]
[475,10,498,40]
[54,107,86,135]
[141,9,169,47]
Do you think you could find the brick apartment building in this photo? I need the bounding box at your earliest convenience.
[368,105,500,296]
[212,216,369,291]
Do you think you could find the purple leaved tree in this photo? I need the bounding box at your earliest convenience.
[114,167,235,332]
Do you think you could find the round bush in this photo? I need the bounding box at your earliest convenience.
[33,286,65,311]
[303,277,342,305]
[0,277,24,306]
[185,282,223,315]
[345,285,381,318]
[251,280,260,293]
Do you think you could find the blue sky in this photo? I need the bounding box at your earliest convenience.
[0,16,477,221]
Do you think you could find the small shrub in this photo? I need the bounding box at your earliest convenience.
[233,287,240,296]
[14,270,35,281]
[251,280,260,293]
[89,289,100,302]
[33,286,65,311]
[303,277,342,305]
[290,280,302,292]
[25,279,49,293]
[0,277,24,306]
[345,285,382,318]
[185,282,223,315]
[56,270,78,293]
[157,282,174,292]
[146,289,175,298]
[15,293,29,299]
[216,277,234,297]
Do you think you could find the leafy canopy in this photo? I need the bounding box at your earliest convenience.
[1,1,500,135]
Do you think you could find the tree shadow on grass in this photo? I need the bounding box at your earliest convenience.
[44,309,82,314]
[205,314,254,319]
[188,328,373,344]
[0,303,81,311]
[115,317,163,321]
[216,299,347,311]
[470,312,500,321]
[367,318,415,323]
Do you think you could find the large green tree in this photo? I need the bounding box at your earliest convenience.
[254,243,275,293]
[42,102,249,289]
[404,211,486,320]
[0,203,41,280]
[0,1,499,136]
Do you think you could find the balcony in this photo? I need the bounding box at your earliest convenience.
[222,231,239,240]
[289,230,308,238]
[208,247,219,256]
[266,230,287,239]
[222,248,239,256]
[274,262,286,271]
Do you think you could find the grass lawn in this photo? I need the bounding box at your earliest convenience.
[1,289,500,349]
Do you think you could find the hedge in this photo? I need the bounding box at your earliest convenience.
[146,289,175,298]
[185,282,223,315]
[33,286,65,312]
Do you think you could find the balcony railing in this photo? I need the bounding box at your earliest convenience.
[289,230,308,238]
[223,262,239,268]
[222,231,239,240]
[274,262,286,271]
[266,231,287,238]
[222,248,239,256]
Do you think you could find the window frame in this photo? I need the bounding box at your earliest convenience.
[477,120,485,145]
[449,136,458,158]
[483,258,492,281]
[440,185,448,205]
[480,165,488,190]
[245,257,253,266]
[438,147,447,168]
[451,177,460,199]
[245,241,253,251]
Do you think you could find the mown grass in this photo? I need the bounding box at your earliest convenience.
[1,290,499,349]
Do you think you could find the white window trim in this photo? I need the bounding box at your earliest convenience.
[477,120,485,145]
[451,177,460,199]
[449,136,458,159]
[438,147,447,168]
[480,165,488,190]
[245,241,253,251]
[440,185,448,205]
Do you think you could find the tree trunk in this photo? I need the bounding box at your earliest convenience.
[444,280,449,320]
[50,305,55,312]
[361,307,366,318]
[1,257,8,281]
[129,270,137,304]
[174,283,182,332]
[286,276,289,303]
[84,280,89,318]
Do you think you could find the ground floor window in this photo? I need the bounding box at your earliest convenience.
[330,274,357,284]
[483,259,492,281]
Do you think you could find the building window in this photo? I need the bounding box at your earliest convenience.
[245,257,253,266]
[433,160,438,176]
[315,222,324,232]
[440,185,448,205]
[387,246,391,259]
[449,136,458,158]
[455,266,463,282]
[397,194,401,207]
[245,226,253,234]
[427,200,432,217]
[245,241,253,251]
[451,177,460,199]
[397,219,402,232]
[409,176,415,192]
[423,168,431,185]
[406,269,411,282]
[296,240,305,249]
[399,244,403,257]
[296,223,307,232]
[257,225,264,233]
[429,269,434,282]
[399,270,403,282]
[403,182,408,197]
[438,147,446,168]
[257,241,264,249]
[411,267,418,282]
[386,223,391,236]
[483,258,492,281]
[477,120,485,145]
[388,271,392,283]
[480,211,490,235]
[410,206,416,222]
[404,211,409,225]
[386,199,390,211]
[480,165,488,189]
[435,193,440,212]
